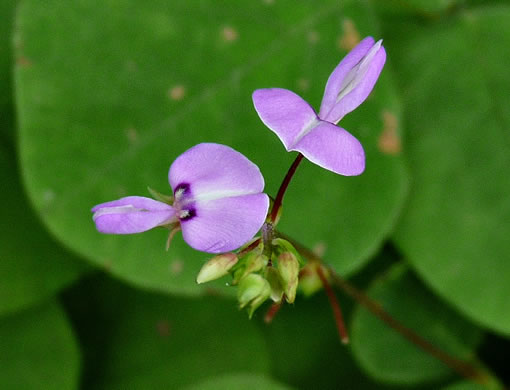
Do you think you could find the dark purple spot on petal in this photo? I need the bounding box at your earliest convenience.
[180,207,196,221]
[174,182,191,195]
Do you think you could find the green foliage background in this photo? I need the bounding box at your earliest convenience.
[1,0,509,388]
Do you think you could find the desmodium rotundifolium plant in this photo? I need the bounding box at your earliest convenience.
[92,35,384,327]
[91,36,496,386]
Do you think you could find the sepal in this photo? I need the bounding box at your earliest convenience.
[147,186,173,204]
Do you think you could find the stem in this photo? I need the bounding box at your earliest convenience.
[264,301,283,324]
[316,264,349,344]
[329,271,487,384]
[237,238,261,258]
[277,231,490,385]
[262,222,274,261]
[165,226,181,251]
[271,153,304,223]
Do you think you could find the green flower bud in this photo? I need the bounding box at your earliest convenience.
[271,238,304,266]
[237,274,271,318]
[265,266,283,303]
[277,252,300,303]
[196,253,238,284]
[232,252,268,285]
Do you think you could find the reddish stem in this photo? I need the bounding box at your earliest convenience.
[279,231,490,385]
[330,270,487,383]
[316,264,349,344]
[264,301,283,324]
[271,153,304,223]
[237,238,261,258]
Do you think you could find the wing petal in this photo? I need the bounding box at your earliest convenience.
[92,196,176,234]
[181,193,269,253]
[252,88,318,149]
[291,121,365,176]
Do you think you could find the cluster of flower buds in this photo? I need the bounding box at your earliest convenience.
[196,234,302,317]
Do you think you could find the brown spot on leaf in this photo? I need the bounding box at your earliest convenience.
[338,19,361,51]
[307,30,320,44]
[221,26,238,42]
[125,60,137,72]
[297,78,310,92]
[168,85,186,101]
[126,127,138,144]
[462,10,477,24]
[156,320,171,338]
[17,56,32,68]
[102,259,113,272]
[378,110,401,155]
[169,259,183,275]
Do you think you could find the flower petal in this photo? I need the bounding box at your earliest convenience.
[290,121,365,176]
[252,88,318,150]
[169,143,265,201]
[92,196,176,234]
[180,193,269,253]
[319,37,386,124]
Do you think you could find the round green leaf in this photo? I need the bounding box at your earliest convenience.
[351,264,484,385]
[66,275,271,389]
[390,7,510,335]
[0,301,80,390]
[1,1,88,315]
[181,373,293,390]
[15,0,406,294]
[0,144,88,315]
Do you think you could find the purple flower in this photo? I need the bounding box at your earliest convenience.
[252,37,386,176]
[92,143,270,253]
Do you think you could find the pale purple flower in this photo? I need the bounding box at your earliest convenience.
[252,37,386,176]
[92,143,270,253]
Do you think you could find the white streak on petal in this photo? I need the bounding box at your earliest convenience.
[335,39,383,104]
[92,205,144,220]
[322,46,386,124]
[169,143,266,201]
[319,36,376,120]
[91,196,176,234]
